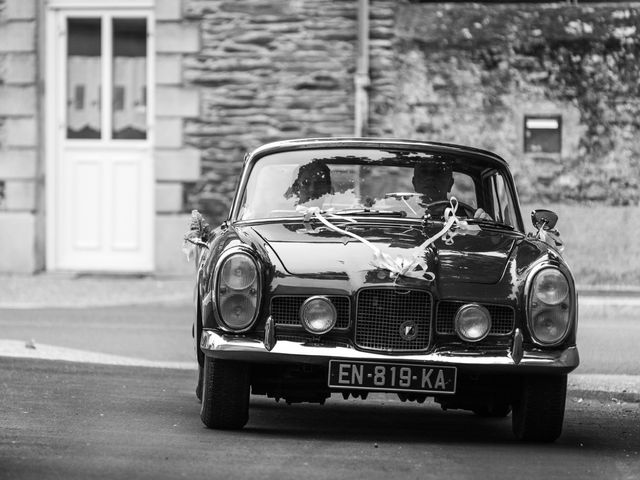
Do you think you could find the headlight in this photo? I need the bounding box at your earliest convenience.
[455,304,491,342]
[216,252,260,331]
[528,267,571,345]
[299,296,337,335]
[533,269,569,305]
[531,308,570,345]
[221,255,257,290]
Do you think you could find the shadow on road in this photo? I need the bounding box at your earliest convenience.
[241,397,636,453]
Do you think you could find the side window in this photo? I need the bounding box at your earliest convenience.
[489,173,514,226]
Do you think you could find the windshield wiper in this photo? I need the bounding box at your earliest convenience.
[465,218,514,230]
[333,208,407,217]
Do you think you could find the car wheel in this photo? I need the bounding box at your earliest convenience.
[473,402,511,418]
[200,357,250,429]
[512,374,567,442]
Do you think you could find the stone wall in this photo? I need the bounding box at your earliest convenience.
[182,0,360,222]
[0,0,38,272]
[369,2,640,206]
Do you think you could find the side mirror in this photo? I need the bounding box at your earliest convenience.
[531,209,558,230]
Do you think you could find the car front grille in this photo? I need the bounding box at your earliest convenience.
[355,288,432,352]
[436,301,515,335]
[271,296,350,329]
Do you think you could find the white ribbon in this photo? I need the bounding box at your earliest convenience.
[296,197,479,281]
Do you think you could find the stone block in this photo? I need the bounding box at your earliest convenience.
[4,53,36,83]
[0,149,37,179]
[156,22,200,53]
[155,147,201,181]
[155,117,183,148]
[0,86,37,115]
[156,54,182,84]
[5,180,35,210]
[0,212,36,272]
[155,182,183,213]
[155,213,194,275]
[156,86,199,117]
[6,117,37,147]
[156,0,183,21]
[6,0,36,20]
[0,21,36,52]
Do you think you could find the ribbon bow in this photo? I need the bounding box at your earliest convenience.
[297,197,479,281]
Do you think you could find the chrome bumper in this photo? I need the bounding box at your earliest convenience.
[200,329,579,373]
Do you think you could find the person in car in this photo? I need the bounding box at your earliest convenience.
[411,161,491,219]
[286,160,333,205]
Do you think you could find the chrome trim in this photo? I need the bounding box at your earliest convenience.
[213,246,262,333]
[299,296,338,335]
[200,330,580,372]
[264,316,276,352]
[511,328,523,365]
[525,264,574,347]
[454,303,491,342]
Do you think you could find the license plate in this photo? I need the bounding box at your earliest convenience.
[328,360,456,394]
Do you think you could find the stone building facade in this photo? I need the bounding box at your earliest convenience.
[0,0,638,275]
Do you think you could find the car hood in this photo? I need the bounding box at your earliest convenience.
[244,221,520,284]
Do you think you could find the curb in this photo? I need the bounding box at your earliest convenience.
[568,374,640,403]
[568,389,640,404]
[0,340,196,370]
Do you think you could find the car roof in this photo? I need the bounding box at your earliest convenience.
[245,137,510,170]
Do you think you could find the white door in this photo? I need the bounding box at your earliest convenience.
[47,9,154,272]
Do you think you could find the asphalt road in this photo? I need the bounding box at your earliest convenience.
[0,356,638,480]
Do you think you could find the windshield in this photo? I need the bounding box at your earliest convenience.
[237,148,519,228]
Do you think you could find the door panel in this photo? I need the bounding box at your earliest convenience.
[72,161,102,249]
[111,160,140,250]
[58,146,151,270]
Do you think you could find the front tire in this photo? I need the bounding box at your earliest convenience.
[512,374,567,442]
[200,357,250,429]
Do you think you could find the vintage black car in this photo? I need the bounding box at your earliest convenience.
[187,138,578,442]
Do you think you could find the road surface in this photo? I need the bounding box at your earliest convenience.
[0,357,638,480]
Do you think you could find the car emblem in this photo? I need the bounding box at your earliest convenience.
[399,321,418,341]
